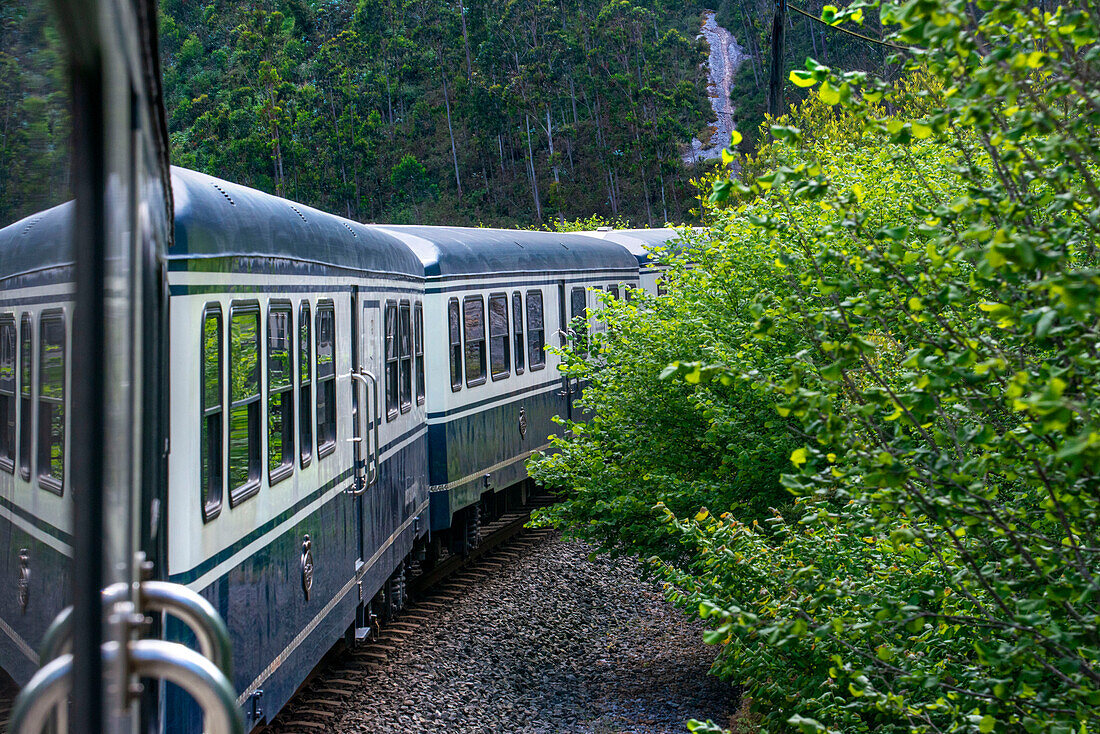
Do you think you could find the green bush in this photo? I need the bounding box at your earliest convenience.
[534,1,1100,732]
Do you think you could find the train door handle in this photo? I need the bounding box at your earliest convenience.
[9,641,243,734]
[38,581,233,678]
[350,369,380,494]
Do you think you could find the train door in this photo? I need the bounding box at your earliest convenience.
[351,292,381,565]
[556,280,585,421]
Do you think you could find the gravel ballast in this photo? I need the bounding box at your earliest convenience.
[270,530,736,734]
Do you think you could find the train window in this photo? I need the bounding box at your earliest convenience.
[201,306,223,520]
[414,304,425,405]
[448,298,461,392]
[0,315,14,473]
[37,311,65,493]
[657,278,667,297]
[299,302,312,468]
[570,287,588,357]
[19,314,31,479]
[607,285,620,300]
[316,303,337,457]
[229,303,261,504]
[384,301,398,420]
[512,293,524,375]
[463,296,486,387]
[399,302,412,412]
[488,294,510,381]
[268,303,294,485]
[526,291,545,370]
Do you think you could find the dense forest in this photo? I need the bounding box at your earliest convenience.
[159,0,719,227]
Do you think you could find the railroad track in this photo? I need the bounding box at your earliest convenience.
[262,492,557,733]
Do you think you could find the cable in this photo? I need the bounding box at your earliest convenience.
[788,4,916,52]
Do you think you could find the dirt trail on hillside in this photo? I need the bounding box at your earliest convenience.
[684,11,748,165]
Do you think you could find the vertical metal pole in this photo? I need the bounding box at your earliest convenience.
[767,0,788,120]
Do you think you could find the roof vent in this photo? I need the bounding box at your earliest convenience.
[21,217,41,235]
[342,222,358,238]
[210,182,235,206]
[288,204,308,223]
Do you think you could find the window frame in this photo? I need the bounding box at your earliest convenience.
[267,300,295,486]
[384,300,399,421]
[570,286,589,357]
[298,301,313,468]
[463,295,487,388]
[315,300,337,458]
[36,309,65,495]
[18,313,31,480]
[512,292,524,376]
[448,298,462,392]
[228,301,262,506]
[200,304,224,521]
[414,303,425,405]
[525,290,545,370]
[0,313,15,474]
[398,301,413,413]
[488,292,510,381]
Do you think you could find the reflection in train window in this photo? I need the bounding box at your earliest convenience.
[19,315,31,479]
[299,302,312,468]
[229,304,260,503]
[38,311,64,493]
[384,301,398,420]
[526,291,545,370]
[463,296,486,387]
[512,293,524,375]
[488,294,510,381]
[268,303,293,484]
[414,304,425,405]
[201,306,223,520]
[316,303,336,457]
[448,298,461,392]
[570,287,588,357]
[399,302,412,412]
[0,316,14,473]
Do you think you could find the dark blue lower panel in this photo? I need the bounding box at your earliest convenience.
[0,513,71,686]
[165,437,428,733]
[427,385,565,531]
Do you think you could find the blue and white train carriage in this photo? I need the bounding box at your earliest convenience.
[370,227,639,548]
[164,168,429,730]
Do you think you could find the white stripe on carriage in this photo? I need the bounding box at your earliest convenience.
[236,498,430,707]
[0,504,72,557]
[429,443,551,493]
[425,382,562,425]
[0,609,39,665]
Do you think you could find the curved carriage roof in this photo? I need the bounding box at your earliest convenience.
[369,225,639,278]
[0,202,75,284]
[573,228,685,265]
[169,167,422,277]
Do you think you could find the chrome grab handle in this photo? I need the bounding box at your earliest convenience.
[127,640,243,734]
[38,582,232,678]
[10,642,243,734]
[141,581,233,678]
[350,369,380,495]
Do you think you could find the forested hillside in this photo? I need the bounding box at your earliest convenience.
[159,0,716,226]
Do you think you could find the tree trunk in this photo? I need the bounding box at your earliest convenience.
[525,115,542,220]
[439,57,462,197]
[458,0,473,81]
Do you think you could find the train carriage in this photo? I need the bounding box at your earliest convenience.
[164,168,429,731]
[577,228,685,295]
[370,226,639,549]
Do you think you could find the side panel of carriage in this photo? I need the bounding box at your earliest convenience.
[162,170,427,731]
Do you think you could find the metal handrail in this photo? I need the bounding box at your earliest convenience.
[36,582,231,678]
[9,642,244,734]
[141,581,232,678]
[351,369,381,494]
[128,640,243,734]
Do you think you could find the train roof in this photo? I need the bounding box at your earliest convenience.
[0,201,75,285]
[169,167,422,277]
[572,228,686,265]
[369,225,639,278]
